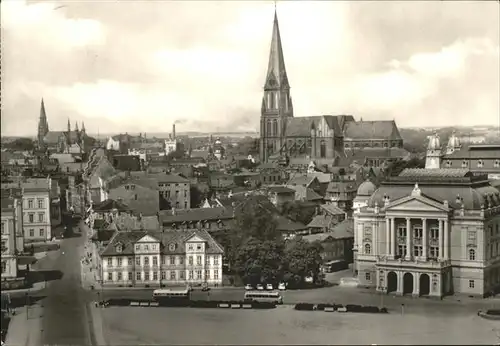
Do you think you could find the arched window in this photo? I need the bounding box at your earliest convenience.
[266,120,272,136]
[275,92,279,109]
[462,160,468,168]
[268,92,275,109]
[468,248,476,261]
[477,160,484,168]
[320,140,326,158]
[364,243,371,254]
[272,120,278,137]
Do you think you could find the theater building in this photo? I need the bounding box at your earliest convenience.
[354,168,500,298]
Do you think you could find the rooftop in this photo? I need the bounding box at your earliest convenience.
[160,207,234,224]
[100,229,223,257]
[22,178,50,191]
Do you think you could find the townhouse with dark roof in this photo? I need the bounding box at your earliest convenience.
[99,229,224,288]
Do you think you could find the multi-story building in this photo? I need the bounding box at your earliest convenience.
[157,174,191,210]
[22,178,52,242]
[108,177,159,217]
[354,168,500,298]
[426,131,500,180]
[1,198,23,279]
[99,229,224,287]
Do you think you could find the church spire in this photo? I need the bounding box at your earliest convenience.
[37,98,49,148]
[264,7,289,89]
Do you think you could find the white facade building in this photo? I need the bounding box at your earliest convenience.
[354,168,500,298]
[22,178,52,242]
[99,229,224,287]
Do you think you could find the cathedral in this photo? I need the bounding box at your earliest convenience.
[259,10,403,163]
[37,99,94,154]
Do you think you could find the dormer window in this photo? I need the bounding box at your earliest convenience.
[494,160,500,168]
[446,160,452,167]
[116,244,123,253]
[135,244,140,251]
[169,243,176,251]
[125,185,130,190]
[130,184,136,190]
[477,160,484,168]
[462,160,468,168]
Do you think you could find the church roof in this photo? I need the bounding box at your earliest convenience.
[286,116,343,137]
[43,131,66,144]
[343,120,402,140]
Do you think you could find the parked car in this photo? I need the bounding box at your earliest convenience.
[278,282,286,291]
[266,284,273,290]
[245,284,253,290]
[256,284,264,290]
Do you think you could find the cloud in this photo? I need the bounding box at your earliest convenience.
[1,0,499,136]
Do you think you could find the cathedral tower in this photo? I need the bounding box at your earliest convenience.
[37,99,49,148]
[425,133,442,169]
[259,7,294,163]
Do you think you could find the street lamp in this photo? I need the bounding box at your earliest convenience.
[379,286,386,308]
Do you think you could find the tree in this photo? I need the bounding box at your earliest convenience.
[233,237,286,285]
[280,201,316,225]
[386,157,425,177]
[283,239,323,287]
[189,185,204,208]
[234,196,280,241]
[4,138,35,151]
[225,196,280,273]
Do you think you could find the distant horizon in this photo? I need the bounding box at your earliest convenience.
[2,124,499,140]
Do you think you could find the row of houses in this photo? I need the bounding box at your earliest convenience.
[1,177,63,286]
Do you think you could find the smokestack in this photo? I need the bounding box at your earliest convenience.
[172,124,176,140]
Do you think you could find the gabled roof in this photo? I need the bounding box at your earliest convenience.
[302,232,335,243]
[320,203,345,215]
[93,199,130,212]
[159,207,234,224]
[307,214,336,229]
[267,186,295,194]
[22,178,50,192]
[287,175,318,187]
[344,120,402,140]
[306,188,323,201]
[275,215,306,232]
[100,229,223,257]
[326,181,357,194]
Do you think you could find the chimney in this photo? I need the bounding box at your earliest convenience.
[172,124,176,140]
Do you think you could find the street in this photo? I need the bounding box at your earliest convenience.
[34,226,94,345]
[99,285,499,316]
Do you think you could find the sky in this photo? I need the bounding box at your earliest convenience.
[1,0,499,136]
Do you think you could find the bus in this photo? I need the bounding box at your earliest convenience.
[152,289,191,302]
[244,291,283,304]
